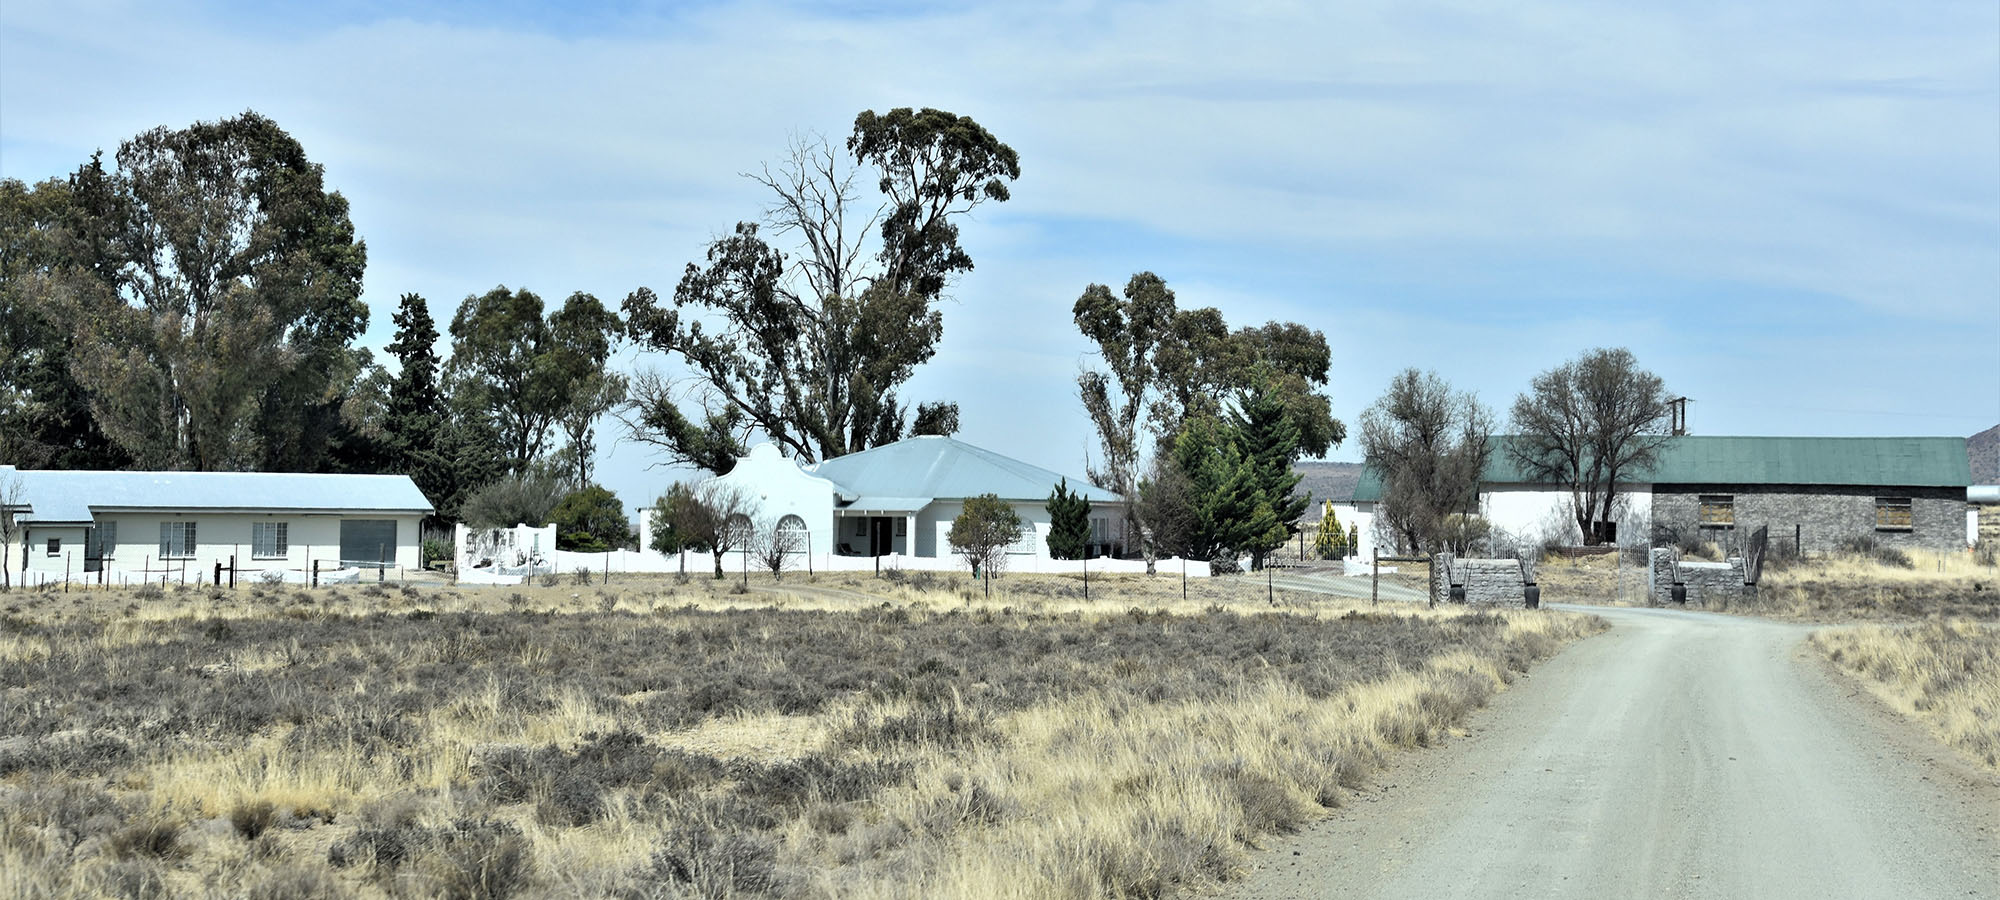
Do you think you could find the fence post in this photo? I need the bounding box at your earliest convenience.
[65,552,71,592]
[1371,549,1379,606]
[312,559,320,588]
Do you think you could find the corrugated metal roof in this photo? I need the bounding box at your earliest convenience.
[5,467,434,524]
[808,436,1123,504]
[1353,435,1971,501]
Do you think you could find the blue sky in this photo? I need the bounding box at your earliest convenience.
[4,0,1997,512]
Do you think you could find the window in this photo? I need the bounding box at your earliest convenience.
[1698,495,1734,529]
[852,518,867,537]
[1008,523,1037,555]
[1875,497,1913,531]
[895,518,907,537]
[159,521,197,559]
[1091,517,1109,546]
[252,522,289,559]
[46,537,59,557]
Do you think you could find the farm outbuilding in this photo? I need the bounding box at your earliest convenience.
[1,466,433,587]
[1351,435,1972,558]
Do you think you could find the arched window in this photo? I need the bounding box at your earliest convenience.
[776,515,809,553]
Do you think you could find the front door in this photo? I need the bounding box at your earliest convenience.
[869,518,891,556]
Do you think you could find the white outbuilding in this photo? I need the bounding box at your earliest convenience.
[1,465,433,587]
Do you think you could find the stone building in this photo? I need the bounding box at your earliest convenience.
[1352,435,1971,557]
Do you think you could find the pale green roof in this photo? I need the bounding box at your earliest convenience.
[808,436,1122,505]
[2,465,434,524]
[1353,435,1970,501]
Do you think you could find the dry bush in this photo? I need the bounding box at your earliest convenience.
[1812,620,2000,769]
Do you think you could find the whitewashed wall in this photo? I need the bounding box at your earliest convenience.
[16,513,423,586]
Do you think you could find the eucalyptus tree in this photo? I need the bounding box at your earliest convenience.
[38,113,368,470]
[1074,272,1341,570]
[446,287,621,476]
[624,108,1020,471]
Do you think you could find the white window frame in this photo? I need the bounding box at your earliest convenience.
[160,521,197,559]
[252,522,289,559]
[46,537,60,557]
[1007,521,1038,555]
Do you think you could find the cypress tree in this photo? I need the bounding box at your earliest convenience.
[1230,375,1309,569]
[1045,478,1093,559]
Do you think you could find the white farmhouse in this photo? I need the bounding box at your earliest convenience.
[643,436,1127,564]
[1,466,433,587]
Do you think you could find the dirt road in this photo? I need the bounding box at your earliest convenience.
[1233,605,2000,899]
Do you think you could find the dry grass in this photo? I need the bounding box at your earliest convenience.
[1811,620,2000,769]
[1530,552,1654,607]
[1746,548,2000,621]
[0,575,1603,899]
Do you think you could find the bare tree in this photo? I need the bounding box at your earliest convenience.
[753,517,806,581]
[1360,369,1493,555]
[691,483,758,579]
[0,470,23,590]
[1509,348,1670,546]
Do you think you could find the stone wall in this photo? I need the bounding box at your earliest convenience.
[1651,484,1963,554]
[1649,548,1750,608]
[1432,552,1533,608]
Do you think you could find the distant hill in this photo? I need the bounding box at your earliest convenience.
[1292,460,1363,521]
[1972,424,1999,484]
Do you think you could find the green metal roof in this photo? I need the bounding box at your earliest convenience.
[1352,435,1970,502]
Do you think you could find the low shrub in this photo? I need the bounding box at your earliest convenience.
[230,799,278,840]
[107,819,184,861]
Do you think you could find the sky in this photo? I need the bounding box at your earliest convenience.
[4,0,1997,514]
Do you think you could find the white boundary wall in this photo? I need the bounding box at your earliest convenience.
[466,547,1212,585]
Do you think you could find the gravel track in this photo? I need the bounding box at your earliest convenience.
[1232,604,2000,899]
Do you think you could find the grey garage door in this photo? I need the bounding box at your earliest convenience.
[339,520,397,566]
